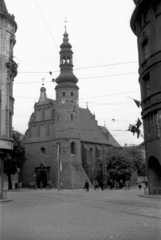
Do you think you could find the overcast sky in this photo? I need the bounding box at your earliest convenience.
[6,0,142,146]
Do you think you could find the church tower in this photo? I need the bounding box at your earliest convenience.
[54,29,88,189]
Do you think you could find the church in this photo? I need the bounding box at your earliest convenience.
[23,29,120,189]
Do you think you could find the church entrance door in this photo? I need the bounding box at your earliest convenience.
[35,164,51,188]
[37,171,47,188]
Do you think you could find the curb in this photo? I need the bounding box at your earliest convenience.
[0,199,12,203]
[139,194,161,199]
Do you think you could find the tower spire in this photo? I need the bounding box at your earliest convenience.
[64,17,68,33]
[55,27,78,90]
[0,0,8,13]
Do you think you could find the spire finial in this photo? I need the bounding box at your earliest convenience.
[64,17,68,32]
[42,77,45,86]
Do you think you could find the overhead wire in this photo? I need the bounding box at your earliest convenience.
[14,71,138,84]
[34,0,59,50]
[18,60,138,74]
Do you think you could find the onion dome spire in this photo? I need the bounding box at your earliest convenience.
[0,0,8,13]
[55,26,78,90]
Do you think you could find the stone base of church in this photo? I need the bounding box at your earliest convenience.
[59,161,92,189]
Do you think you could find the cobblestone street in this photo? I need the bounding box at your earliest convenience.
[0,187,161,240]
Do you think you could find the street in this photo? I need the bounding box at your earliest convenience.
[0,187,161,240]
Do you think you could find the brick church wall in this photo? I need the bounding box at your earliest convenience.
[23,140,58,188]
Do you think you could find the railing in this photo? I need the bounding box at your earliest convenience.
[144,187,161,195]
[0,190,7,200]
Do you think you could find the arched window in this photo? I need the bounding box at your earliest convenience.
[90,148,93,161]
[40,147,46,154]
[71,92,74,96]
[62,92,65,97]
[71,142,76,154]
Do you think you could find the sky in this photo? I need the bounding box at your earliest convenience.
[6,0,143,147]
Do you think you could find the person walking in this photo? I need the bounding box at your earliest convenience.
[83,180,89,192]
[125,180,130,190]
[40,181,43,189]
[60,182,63,190]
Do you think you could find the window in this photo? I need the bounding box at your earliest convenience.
[71,92,74,96]
[143,73,150,98]
[67,56,70,64]
[71,114,73,120]
[62,92,65,97]
[146,80,150,97]
[90,148,93,162]
[146,112,160,139]
[142,38,149,60]
[71,142,76,154]
[40,147,46,154]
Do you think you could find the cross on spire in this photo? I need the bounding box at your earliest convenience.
[64,17,68,32]
[42,77,45,86]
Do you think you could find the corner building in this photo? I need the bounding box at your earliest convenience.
[0,0,17,197]
[131,0,161,194]
[23,30,120,189]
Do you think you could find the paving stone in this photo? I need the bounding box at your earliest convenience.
[0,188,161,240]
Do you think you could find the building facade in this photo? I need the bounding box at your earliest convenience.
[23,30,120,189]
[0,0,17,198]
[131,0,161,194]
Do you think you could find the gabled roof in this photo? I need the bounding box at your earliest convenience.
[99,126,121,147]
[0,0,8,13]
[79,108,120,147]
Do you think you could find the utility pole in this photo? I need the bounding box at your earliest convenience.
[57,143,60,191]
[102,145,107,187]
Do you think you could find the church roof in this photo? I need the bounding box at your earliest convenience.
[36,85,53,105]
[0,0,8,13]
[99,126,121,147]
[79,108,120,147]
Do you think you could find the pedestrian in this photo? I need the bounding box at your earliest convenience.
[83,180,89,192]
[138,183,142,190]
[33,182,37,190]
[60,182,63,190]
[125,180,130,190]
[40,181,43,189]
[18,182,22,190]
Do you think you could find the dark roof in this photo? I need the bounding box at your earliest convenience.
[99,126,121,147]
[79,108,120,147]
[0,0,8,13]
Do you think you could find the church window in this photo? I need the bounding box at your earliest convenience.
[90,148,93,162]
[67,56,70,64]
[71,142,76,154]
[63,56,66,64]
[40,147,46,154]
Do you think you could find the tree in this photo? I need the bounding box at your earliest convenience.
[102,147,146,184]
[106,148,134,182]
[126,147,146,177]
[4,131,26,190]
